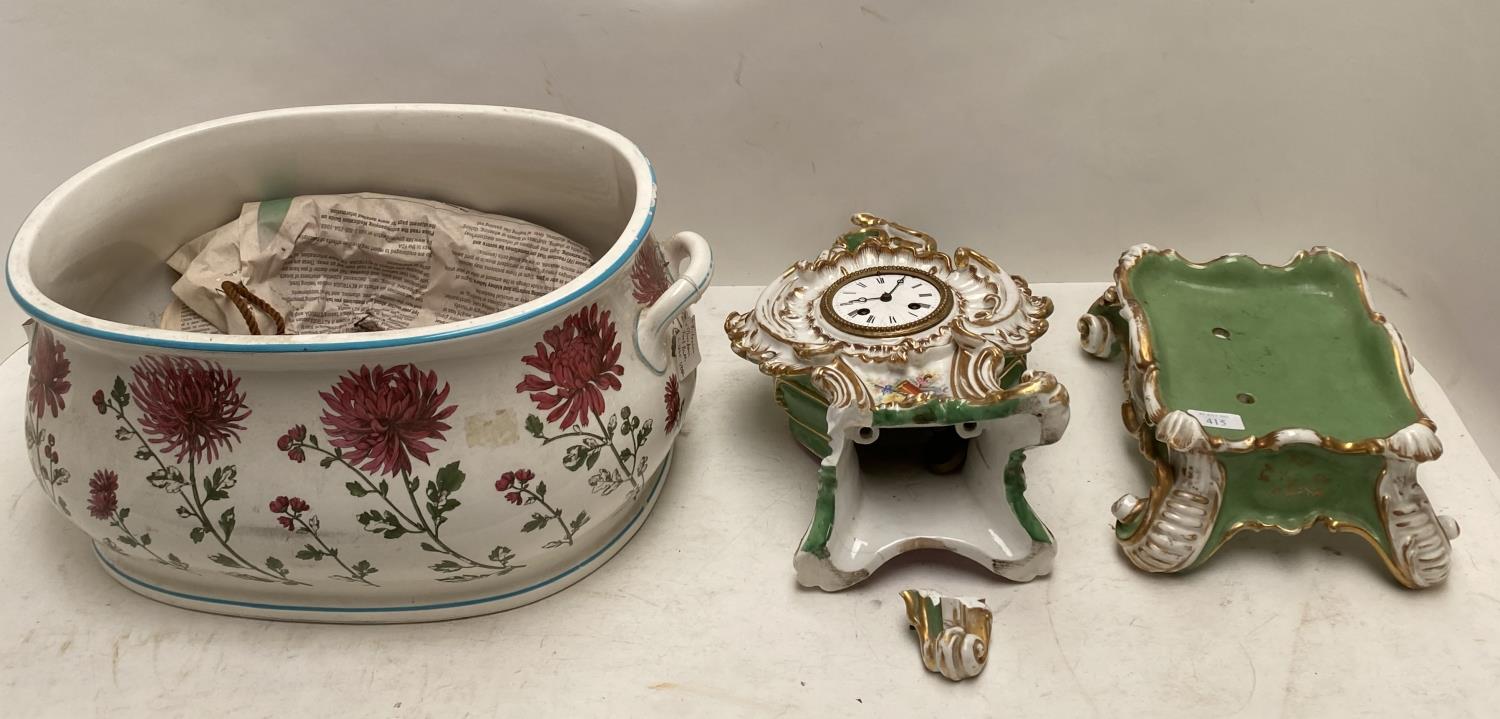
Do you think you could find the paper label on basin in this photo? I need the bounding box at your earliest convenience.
[671,311,702,377]
[1187,409,1245,431]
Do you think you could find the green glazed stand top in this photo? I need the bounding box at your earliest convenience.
[1124,250,1421,443]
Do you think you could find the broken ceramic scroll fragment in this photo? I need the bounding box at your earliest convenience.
[900,589,991,681]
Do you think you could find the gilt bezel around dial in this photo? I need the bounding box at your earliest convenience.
[819,265,955,338]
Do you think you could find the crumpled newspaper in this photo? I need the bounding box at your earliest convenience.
[162,192,593,334]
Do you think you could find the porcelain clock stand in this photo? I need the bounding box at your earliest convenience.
[727,214,1069,590]
[1079,244,1459,588]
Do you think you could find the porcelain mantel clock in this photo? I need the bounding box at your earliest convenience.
[726,214,1071,590]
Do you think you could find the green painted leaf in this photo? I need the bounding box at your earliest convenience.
[201,466,236,500]
[429,560,463,573]
[377,479,389,496]
[584,447,601,470]
[296,545,325,561]
[111,376,130,408]
[218,507,236,541]
[488,545,514,564]
[139,532,150,546]
[116,535,139,548]
[542,540,565,549]
[345,481,368,497]
[570,510,590,532]
[436,462,465,493]
[118,507,130,520]
[351,560,376,575]
[536,481,547,498]
[319,455,336,469]
[521,514,549,533]
[620,406,631,421]
[208,553,242,569]
[134,447,153,461]
[265,556,287,576]
[525,414,544,438]
[175,506,193,518]
[419,541,442,553]
[189,526,207,543]
[114,427,132,441]
[167,553,184,567]
[619,449,635,465]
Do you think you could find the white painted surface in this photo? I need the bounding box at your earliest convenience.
[1,1,1495,470]
[2,284,1497,717]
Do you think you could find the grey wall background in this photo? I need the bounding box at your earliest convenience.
[2,0,1496,468]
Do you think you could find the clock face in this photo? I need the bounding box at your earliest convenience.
[820,267,954,338]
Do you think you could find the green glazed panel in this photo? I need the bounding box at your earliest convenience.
[777,376,833,457]
[1127,252,1419,441]
[1197,446,1390,565]
[801,464,839,558]
[1003,450,1052,543]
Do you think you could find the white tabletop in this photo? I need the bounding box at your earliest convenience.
[1,283,1496,717]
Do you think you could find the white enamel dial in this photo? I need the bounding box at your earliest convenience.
[821,267,953,337]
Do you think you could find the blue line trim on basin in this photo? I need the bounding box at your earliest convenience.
[8,165,657,354]
[94,453,668,614]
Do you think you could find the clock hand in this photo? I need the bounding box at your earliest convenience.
[838,297,875,306]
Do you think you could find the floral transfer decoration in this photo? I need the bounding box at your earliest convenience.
[97,356,304,585]
[89,468,187,569]
[520,304,655,498]
[631,237,672,305]
[269,496,378,585]
[517,303,624,430]
[284,363,545,583]
[27,326,71,419]
[26,327,73,514]
[318,364,457,477]
[131,355,250,465]
[868,371,948,407]
[497,468,588,548]
[663,375,682,434]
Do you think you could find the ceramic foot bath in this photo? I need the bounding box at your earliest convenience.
[1079,244,1457,588]
[727,215,1069,590]
[10,105,713,622]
